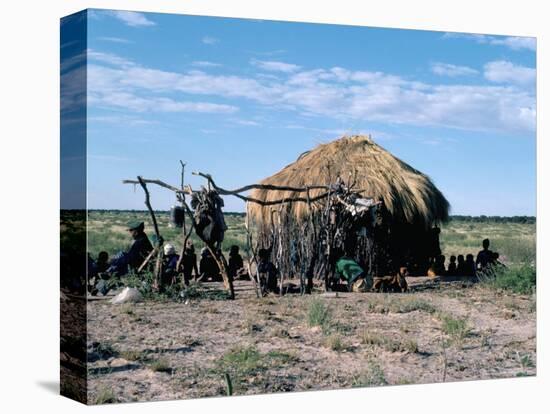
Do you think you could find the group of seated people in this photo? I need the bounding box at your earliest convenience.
[428,238,503,277]
[88,220,506,296]
[88,220,251,295]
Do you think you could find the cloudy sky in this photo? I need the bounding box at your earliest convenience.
[80,9,536,215]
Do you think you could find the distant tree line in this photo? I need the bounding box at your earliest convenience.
[449,215,536,224]
[87,210,534,224]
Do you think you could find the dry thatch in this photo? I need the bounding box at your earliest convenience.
[248,135,449,228]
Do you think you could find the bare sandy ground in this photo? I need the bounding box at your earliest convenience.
[86,279,536,404]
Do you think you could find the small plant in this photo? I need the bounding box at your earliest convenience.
[93,386,116,405]
[224,373,233,396]
[120,304,134,315]
[307,299,331,328]
[324,334,345,352]
[148,357,172,373]
[119,349,144,362]
[360,331,418,353]
[217,346,265,376]
[90,342,118,361]
[393,298,436,314]
[403,339,419,353]
[516,352,535,369]
[352,361,387,387]
[266,350,299,364]
[439,314,471,345]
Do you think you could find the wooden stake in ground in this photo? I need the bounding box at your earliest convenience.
[137,176,163,291]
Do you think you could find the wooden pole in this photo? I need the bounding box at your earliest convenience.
[137,176,163,291]
[245,203,261,298]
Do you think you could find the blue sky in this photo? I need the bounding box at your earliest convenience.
[82,9,536,215]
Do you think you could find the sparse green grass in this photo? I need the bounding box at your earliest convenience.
[360,330,419,353]
[439,314,471,345]
[148,357,172,373]
[352,361,387,387]
[440,220,535,267]
[217,346,265,376]
[323,334,345,352]
[307,299,332,328]
[516,352,535,369]
[119,349,144,362]
[482,264,536,295]
[367,296,436,314]
[86,210,247,259]
[93,386,116,405]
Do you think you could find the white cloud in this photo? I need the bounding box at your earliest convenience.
[88,115,156,126]
[484,60,536,86]
[192,61,222,68]
[87,49,134,67]
[233,119,260,126]
[490,36,536,51]
[443,33,536,52]
[251,59,301,73]
[202,36,219,45]
[97,36,133,44]
[87,50,536,133]
[431,62,478,77]
[109,11,156,27]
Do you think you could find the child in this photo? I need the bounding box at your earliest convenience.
[465,254,476,276]
[447,255,457,276]
[258,248,278,294]
[228,245,245,279]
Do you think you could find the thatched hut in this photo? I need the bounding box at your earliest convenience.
[247,135,450,288]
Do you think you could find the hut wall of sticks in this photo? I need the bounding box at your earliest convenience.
[247,135,450,288]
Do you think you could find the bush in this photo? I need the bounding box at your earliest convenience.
[486,265,536,294]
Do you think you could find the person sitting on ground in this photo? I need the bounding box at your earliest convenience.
[476,238,495,271]
[456,254,466,275]
[428,254,446,276]
[258,247,279,295]
[491,252,506,270]
[334,253,372,292]
[181,240,199,286]
[228,245,246,280]
[96,251,109,273]
[161,243,180,286]
[199,247,220,282]
[447,255,457,276]
[465,254,477,276]
[126,221,154,271]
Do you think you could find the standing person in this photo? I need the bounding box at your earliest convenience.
[476,239,495,271]
[126,221,154,271]
[181,240,199,286]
